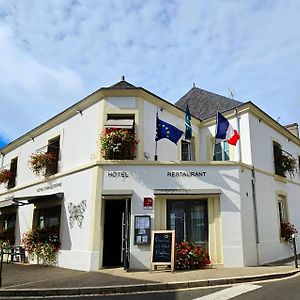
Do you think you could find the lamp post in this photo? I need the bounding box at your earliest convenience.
[292,234,298,268]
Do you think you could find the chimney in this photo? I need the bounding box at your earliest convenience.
[284,123,299,138]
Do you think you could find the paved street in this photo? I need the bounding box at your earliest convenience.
[2,272,299,300]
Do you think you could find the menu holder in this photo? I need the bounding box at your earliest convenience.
[150,230,175,272]
[134,215,151,245]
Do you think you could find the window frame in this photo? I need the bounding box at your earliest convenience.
[46,136,60,176]
[213,141,230,161]
[7,157,18,189]
[37,205,61,232]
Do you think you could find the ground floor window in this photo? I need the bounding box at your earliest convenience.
[167,200,208,247]
[38,205,61,231]
[0,212,16,245]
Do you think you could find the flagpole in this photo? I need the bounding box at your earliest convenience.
[154,110,158,161]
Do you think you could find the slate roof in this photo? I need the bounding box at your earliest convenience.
[107,80,137,89]
[175,87,244,121]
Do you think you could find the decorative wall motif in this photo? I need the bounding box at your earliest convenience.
[68,200,87,228]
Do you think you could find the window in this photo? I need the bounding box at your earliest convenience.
[213,142,229,161]
[0,212,16,245]
[38,205,61,231]
[277,195,288,223]
[181,140,193,161]
[167,200,208,247]
[46,137,60,175]
[273,142,285,177]
[7,157,18,189]
[103,114,136,160]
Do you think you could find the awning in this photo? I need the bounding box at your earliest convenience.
[102,189,133,200]
[154,189,222,195]
[104,119,134,129]
[12,192,64,206]
[0,199,18,209]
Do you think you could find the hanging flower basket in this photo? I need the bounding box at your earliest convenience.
[280,221,298,243]
[0,169,11,184]
[100,128,139,160]
[29,152,57,175]
[281,154,298,177]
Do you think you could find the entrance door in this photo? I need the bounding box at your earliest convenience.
[103,199,131,269]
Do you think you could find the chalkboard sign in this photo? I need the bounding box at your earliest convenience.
[150,230,175,272]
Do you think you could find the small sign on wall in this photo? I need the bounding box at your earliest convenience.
[144,197,153,210]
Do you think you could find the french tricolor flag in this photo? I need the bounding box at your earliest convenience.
[215,112,240,146]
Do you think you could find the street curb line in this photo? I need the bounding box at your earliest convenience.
[0,269,299,297]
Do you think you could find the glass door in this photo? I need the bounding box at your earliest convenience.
[167,200,208,247]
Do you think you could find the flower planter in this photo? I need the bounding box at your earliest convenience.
[29,152,57,176]
[100,128,139,160]
[0,169,11,184]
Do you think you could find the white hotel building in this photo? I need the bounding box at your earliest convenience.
[0,79,300,271]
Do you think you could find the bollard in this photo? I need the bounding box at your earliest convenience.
[292,234,298,269]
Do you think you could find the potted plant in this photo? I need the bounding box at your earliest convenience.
[29,152,57,175]
[281,154,298,177]
[22,227,60,265]
[280,221,298,243]
[175,241,211,270]
[0,169,11,184]
[100,128,139,160]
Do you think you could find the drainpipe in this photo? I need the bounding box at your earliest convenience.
[251,167,260,265]
[0,152,4,169]
[235,109,242,163]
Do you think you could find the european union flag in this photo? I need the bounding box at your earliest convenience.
[156,114,183,145]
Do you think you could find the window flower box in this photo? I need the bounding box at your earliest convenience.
[0,169,11,184]
[100,128,139,160]
[280,221,298,243]
[29,152,57,176]
[281,154,298,177]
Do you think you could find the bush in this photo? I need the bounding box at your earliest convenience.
[176,241,211,270]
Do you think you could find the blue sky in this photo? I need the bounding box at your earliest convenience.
[0,0,299,147]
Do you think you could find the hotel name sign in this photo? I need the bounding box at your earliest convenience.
[106,170,207,178]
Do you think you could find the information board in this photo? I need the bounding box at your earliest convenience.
[134,215,151,245]
[150,230,175,272]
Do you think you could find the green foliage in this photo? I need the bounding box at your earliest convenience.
[176,241,211,270]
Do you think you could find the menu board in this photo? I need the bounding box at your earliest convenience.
[134,215,151,245]
[150,230,175,272]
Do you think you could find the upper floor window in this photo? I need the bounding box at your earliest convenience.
[46,137,60,176]
[7,157,18,189]
[213,142,229,161]
[273,142,285,177]
[181,140,194,161]
[101,114,138,160]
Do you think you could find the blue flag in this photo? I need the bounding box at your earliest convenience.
[185,104,192,140]
[156,114,183,145]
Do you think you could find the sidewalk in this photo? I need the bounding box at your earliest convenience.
[0,262,299,297]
